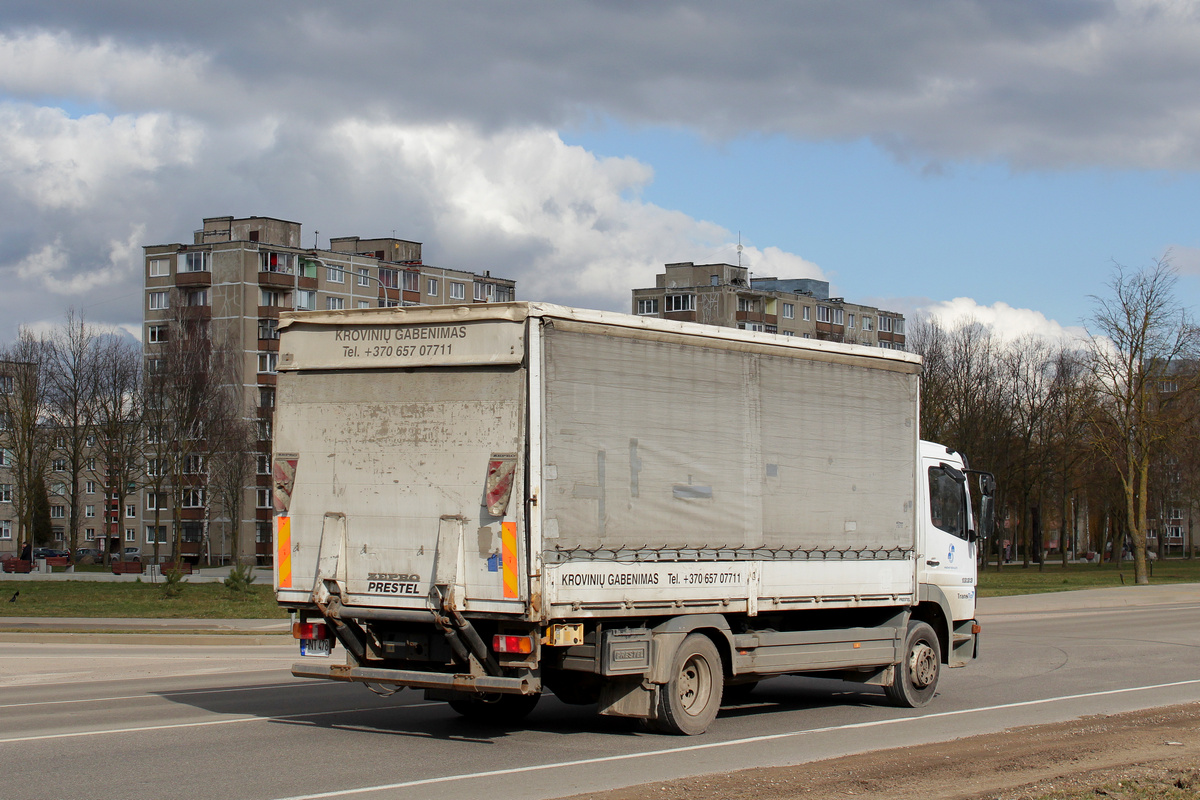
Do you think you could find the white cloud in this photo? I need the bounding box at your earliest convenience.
[921,297,1090,344]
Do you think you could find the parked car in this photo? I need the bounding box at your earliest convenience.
[33,547,69,559]
[74,548,101,560]
[119,547,142,562]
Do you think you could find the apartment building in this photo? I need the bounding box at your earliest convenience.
[631,262,906,349]
[143,215,516,564]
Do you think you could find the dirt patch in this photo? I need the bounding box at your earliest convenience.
[565,703,1200,800]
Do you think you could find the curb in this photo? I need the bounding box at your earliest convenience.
[0,631,290,646]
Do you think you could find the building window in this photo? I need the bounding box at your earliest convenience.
[260,289,285,307]
[403,271,420,292]
[259,387,275,409]
[146,492,168,511]
[738,297,757,312]
[475,282,495,301]
[0,449,7,467]
[258,353,278,374]
[258,419,272,441]
[880,316,894,333]
[182,488,206,508]
[257,454,271,475]
[85,504,95,518]
[51,505,65,519]
[739,322,764,332]
[802,306,811,321]
[0,376,11,395]
[149,258,171,278]
[126,528,136,542]
[832,308,844,325]
[53,458,67,472]
[146,525,168,544]
[847,313,855,328]
[296,290,316,311]
[180,251,210,272]
[637,299,659,315]
[86,480,96,494]
[782,303,795,320]
[0,485,9,503]
[257,488,272,508]
[149,291,169,310]
[184,455,205,474]
[356,300,370,309]
[862,316,873,331]
[327,265,345,283]
[816,306,831,323]
[0,520,10,540]
[256,521,272,543]
[378,268,398,289]
[427,278,439,296]
[326,297,345,311]
[85,528,96,540]
[358,268,371,287]
[782,331,795,337]
[449,282,465,300]
[186,289,209,307]
[665,295,695,312]
[260,252,294,274]
[87,457,95,471]
[258,319,279,340]
[494,285,513,302]
[126,504,137,518]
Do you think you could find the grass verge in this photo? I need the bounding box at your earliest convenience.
[978,557,1200,597]
[0,580,287,619]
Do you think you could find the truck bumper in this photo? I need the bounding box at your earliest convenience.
[291,662,541,695]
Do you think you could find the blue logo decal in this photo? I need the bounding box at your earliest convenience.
[947,544,955,564]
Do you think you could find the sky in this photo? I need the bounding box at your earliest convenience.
[3,0,1200,345]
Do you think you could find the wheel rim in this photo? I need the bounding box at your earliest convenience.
[677,653,713,717]
[909,641,937,688]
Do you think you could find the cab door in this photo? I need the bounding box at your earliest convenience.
[918,451,978,622]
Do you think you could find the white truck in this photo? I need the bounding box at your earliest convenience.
[273,302,994,735]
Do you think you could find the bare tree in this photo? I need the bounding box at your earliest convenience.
[45,310,103,558]
[1087,258,1200,584]
[1043,347,1098,567]
[0,331,52,554]
[92,336,144,565]
[207,381,257,568]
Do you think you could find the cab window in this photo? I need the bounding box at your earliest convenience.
[928,466,967,539]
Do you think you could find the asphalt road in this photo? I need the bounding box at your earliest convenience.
[1,585,1198,800]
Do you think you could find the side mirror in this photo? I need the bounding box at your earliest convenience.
[978,495,995,541]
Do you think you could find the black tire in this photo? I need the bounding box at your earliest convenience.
[447,692,540,723]
[885,621,941,708]
[654,634,723,735]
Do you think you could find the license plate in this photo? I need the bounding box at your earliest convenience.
[300,638,331,657]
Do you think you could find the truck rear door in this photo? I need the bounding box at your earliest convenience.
[273,316,528,615]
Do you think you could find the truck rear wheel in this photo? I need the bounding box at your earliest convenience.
[654,634,723,735]
[447,692,540,724]
[885,621,941,708]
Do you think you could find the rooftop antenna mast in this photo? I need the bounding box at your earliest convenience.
[737,232,743,268]
[313,230,319,250]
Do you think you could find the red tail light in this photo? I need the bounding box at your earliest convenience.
[293,622,328,639]
[492,634,533,654]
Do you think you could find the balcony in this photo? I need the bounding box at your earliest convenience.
[258,271,294,288]
[258,338,280,352]
[181,306,211,320]
[257,305,281,319]
[298,276,318,290]
[176,271,211,287]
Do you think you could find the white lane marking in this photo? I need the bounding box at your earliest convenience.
[0,681,328,710]
[267,678,1200,800]
[0,702,440,744]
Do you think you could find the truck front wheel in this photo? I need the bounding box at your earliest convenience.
[885,621,941,708]
[654,634,723,735]
[447,692,540,724]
